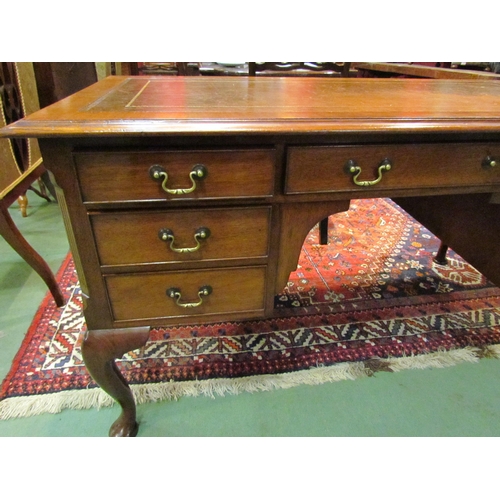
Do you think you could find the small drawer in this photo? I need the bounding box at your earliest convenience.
[74,149,275,202]
[286,143,500,194]
[105,266,267,322]
[91,206,271,266]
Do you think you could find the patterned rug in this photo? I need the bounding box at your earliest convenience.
[2,198,500,419]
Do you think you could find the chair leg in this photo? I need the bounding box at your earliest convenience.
[18,194,28,217]
[319,217,329,245]
[18,173,57,218]
[41,171,57,200]
[0,205,64,306]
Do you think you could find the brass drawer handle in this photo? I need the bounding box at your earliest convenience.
[166,285,213,308]
[149,164,207,194]
[482,156,498,169]
[158,227,211,253]
[346,158,391,187]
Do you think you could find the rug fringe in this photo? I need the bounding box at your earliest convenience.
[129,346,491,403]
[1,345,499,420]
[388,346,482,372]
[131,360,369,404]
[0,388,114,420]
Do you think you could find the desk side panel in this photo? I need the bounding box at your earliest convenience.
[39,139,114,330]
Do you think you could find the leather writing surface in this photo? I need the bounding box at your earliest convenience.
[86,77,500,119]
[3,76,500,136]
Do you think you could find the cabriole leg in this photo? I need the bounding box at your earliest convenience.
[81,327,150,437]
[0,204,64,306]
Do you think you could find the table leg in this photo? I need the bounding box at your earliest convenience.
[433,242,449,265]
[0,204,65,307]
[319,217,329,245]
[81,327,150,437]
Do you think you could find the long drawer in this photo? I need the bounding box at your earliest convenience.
[74,149,276,202]
[90,206,271,266]
[286,143,500,194]
[105,266,267,322]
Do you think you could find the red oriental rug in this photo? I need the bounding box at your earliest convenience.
[1,198,500,419]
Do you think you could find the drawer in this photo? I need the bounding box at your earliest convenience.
[91,207,271,266]
[286,143,500,194]
[74,149,275,202]
[105,266,267,321]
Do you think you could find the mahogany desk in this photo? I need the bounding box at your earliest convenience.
[2,76,500,436]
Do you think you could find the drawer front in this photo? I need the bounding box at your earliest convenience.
[91,207,271,266]
[75,149,275,202]
[286,143,500,194]
[105,266,267,321]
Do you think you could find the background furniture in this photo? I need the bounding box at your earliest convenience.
[198,62,249,76]
[123,62,200,76]
[0,62,54,213]
[120,62,354,80]
[0,63,64,306]
[354,62,500,80]
[32,62,98,108]
[249,62,353,77]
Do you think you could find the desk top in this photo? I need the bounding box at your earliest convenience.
[2,76,500,137]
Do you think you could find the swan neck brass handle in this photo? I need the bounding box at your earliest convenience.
[166,285,213,308]
[482,156,498,169]
[158,227,211,253]
[346,158,391,187]
[149,164,207,195]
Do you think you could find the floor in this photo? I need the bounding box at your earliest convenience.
[1,192,500,437]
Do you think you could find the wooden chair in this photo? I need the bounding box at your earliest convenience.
[0,62,55,215]
[198,62,248,76]
[0,64,64,306]
[248,62,352,77]
[124,62,199,76]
